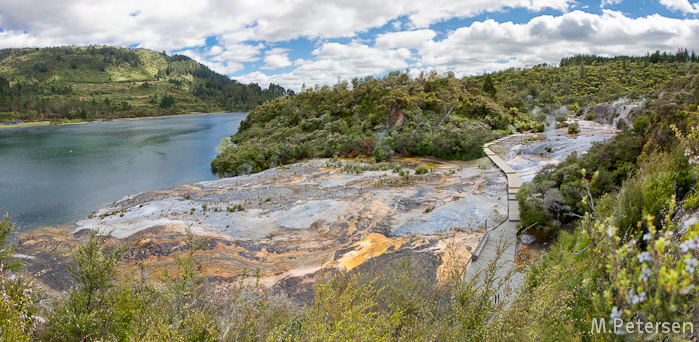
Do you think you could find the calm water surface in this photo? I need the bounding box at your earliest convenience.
[0,112,245,232]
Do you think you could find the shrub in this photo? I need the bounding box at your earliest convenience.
[415,165,429,175]
[44,229,219,341]
[517,183,549,234]
[44,231,128,341]
[372,144,392,162]
[584,112,597,120]
[684,190,699,210]
[567,122,579,134]
[270,274,402,341]
[633,116,650,135]
[0,214,38,342]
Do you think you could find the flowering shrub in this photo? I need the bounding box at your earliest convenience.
[0,214,38,342]
[574,196,699,339]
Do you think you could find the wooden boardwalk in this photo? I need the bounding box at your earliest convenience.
[464,136,525,303]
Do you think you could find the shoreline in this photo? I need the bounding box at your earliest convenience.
[0,111,240,130]
[3,111,247,234]
[16,156,499,293]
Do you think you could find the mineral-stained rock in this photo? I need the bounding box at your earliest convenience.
[16,157,508,303]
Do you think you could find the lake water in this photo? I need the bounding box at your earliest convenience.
[0,112,246,232]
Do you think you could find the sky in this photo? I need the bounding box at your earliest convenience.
[1,0,699,91]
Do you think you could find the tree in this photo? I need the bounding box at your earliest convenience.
[482,74,497,98]
[44,230,127,341]
[160,94,175,109]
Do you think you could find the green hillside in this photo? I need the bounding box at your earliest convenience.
[0,46,293,121]
[211,49,698,176]
[2,50,699,341]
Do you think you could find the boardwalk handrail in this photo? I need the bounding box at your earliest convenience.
[471,230,490,261]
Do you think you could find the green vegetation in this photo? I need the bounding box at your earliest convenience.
[212,70,507,176]
[567,122,579,134]
[213,49,698,177]
[3,49,699,341]
[0,46,293,121]
[0,214,38,342]
[686,191,699,210]
[518,72,699,238]
[414,165,429,175]
[511,53,699,340]
[44,229,220,341]
[498,49,696,106]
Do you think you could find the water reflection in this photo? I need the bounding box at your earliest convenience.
[0,113,245,231]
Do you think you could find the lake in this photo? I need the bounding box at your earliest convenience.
[0,112,246,232]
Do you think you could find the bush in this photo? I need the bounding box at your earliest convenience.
[44,231,128,341]
[532,122,545,132]
[270,273,402,341]
[373,144,392,162]
[0,214,38,342]
[685,191,699,210]
[44,229,219,341]
[517,182,550,235]
[584,112,597,120]
[160,94,176,109]
[415,165,429,175]
[567,122,579,134]
[633,116,650,135]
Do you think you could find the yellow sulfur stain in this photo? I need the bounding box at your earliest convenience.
[436,233,480,284]
[337,233,406,270]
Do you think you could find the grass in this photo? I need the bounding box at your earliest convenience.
[0,112,220,129]
[216,136,232,154]
[0,121,51,129]
[0,46,291,122]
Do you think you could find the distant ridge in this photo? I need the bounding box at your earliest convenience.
[0,46,293,121]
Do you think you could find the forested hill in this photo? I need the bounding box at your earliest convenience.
[0,46,293,121]
[211,49,697,176]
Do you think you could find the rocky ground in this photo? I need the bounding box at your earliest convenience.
[16,156,508,302]
[14,118,624,304]
[489,120,618,182]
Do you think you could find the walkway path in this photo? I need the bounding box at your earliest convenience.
[464,135,525,304]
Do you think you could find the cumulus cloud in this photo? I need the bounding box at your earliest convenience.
[237,41,411,90]
[600,0,622,8]
[405,10,699,76]
[0,0,575,51]
[659,0,699,13]
[375,29,437,50]
[1,0,698,93]
[403,0,572,28]
[247,10,699,91]
[179,48,244,75]
[262,48,293,69]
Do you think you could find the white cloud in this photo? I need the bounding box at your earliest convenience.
[375,29,437,50]
[252,10,699,91]
[179,48,245,75]
[237,42,412,90]
[0,0,575,52]
[659,0,699,13]
[176,41,265,75]
[1,0,698,94]
[404,0,572,28]
[600,0,622,8]
[262,48,293,69]
[406,10,699,76]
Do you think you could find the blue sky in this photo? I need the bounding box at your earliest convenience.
[1,0,699,91]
